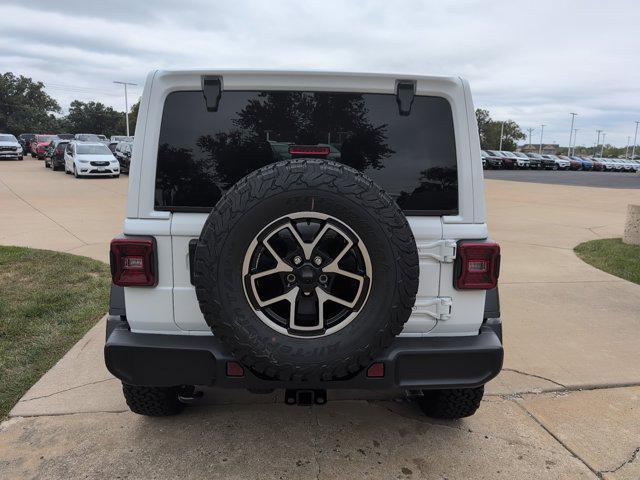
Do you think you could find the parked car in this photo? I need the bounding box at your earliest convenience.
[64,141,120,178]
[558,155,581,170]
[500,151,528,169]
[0,133,24,160]
[57,133,75,140]
[595,157,615,171]
[524,153,543,169]
[105,69,503,419]
[18,133,36,154]
[587,157,604,171]
[481,149,503,169]
[31,134,58,159]
[512,152,531,169]
[487,150,514,169]
[617,159,636,172]
[536,154,557,170]
[541,154,570,170]
[570,156,593,170]
[114,141,133,173]
[108,141,118,153]
[628,159,640,172]
[607,159,625,171]
[111,135,134,143]
[49,141,69,171]
[44,138,68,168]
[74,133,102,142]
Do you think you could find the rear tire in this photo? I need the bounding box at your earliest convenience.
[417,386,484,419]
[122,384,188,416]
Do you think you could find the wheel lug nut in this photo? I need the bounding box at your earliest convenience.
[319,274,328,284]
[286,273,296,283]
[293,255,302,265]
[313,256,322,266]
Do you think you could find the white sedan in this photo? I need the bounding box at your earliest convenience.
[64,142,120,178]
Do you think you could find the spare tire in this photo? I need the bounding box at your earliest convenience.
[194,159,419,381]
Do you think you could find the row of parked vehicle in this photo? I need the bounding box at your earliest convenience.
[481,149,640,172]
[3,132,134,178]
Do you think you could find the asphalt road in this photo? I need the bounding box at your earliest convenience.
[484,168,640,188]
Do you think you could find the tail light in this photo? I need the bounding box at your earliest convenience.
[110,237,157,286]
[288,145,330,157]
[455,241,500,290]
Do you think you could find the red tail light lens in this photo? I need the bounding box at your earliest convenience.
[226,361,245,377]
[288,145,330,156]
[110,237,157,286]
[366,363,385,378]
[455,241,500,290]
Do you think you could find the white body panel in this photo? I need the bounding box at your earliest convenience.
[123,70,489,337]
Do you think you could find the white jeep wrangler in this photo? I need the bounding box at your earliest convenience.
[105,70,503,418]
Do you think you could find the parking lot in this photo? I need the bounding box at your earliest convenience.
[1,156,640,479]
[485,169,640,189]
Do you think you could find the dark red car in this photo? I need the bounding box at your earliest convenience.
[588,157,604,171]
[31,134,58,159]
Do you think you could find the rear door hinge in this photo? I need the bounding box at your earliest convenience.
[412,297,452,321]
[416,239,457,263]
[202,76,222,111]
[396,80,416,116]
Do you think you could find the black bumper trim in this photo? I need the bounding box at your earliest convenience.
[105,316,503,390]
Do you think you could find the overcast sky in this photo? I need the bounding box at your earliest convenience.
[1,0,639,147]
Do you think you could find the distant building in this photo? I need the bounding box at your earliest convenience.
[518,143,559,155]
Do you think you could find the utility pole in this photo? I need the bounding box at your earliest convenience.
[625,136,631,159]
[572,129,579,155]
[632,121,640,160]
[568,112,577,156]
[527,128,535,147]
[538,124,545,154]
[595,130,602,157]
[498,121,504,150]
[114,81,138,137]
[599,133,605,158]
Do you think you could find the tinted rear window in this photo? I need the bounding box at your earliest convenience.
[155,90,458,214]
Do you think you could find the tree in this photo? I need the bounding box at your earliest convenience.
[0,72,61,134]
[127,99,140,135]
[65,100,124,137]
[475,108,525,151]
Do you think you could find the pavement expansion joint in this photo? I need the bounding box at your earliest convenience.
[501,368,567,388]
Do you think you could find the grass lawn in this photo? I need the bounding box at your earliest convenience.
[0,246,110,419]
[574,238,640,285]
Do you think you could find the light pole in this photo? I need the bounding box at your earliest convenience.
[632,121,640,160]
[538,124,545,154]
[572,129,579,155]
[114,81,138,137]
[498,121,504,150]
[595,129,602,157]
[599,133,605,158]
[568,112,577,155]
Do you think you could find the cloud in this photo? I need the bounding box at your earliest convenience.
[0,0,638,145]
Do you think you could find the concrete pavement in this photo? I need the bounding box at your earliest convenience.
[1,156,640,479]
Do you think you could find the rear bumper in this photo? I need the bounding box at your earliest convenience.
[104,316,503,390]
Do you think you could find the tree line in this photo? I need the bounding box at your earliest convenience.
[0,72,139,137]
[11,71,629,156]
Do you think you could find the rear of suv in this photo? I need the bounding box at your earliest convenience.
[105,70,503,419]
